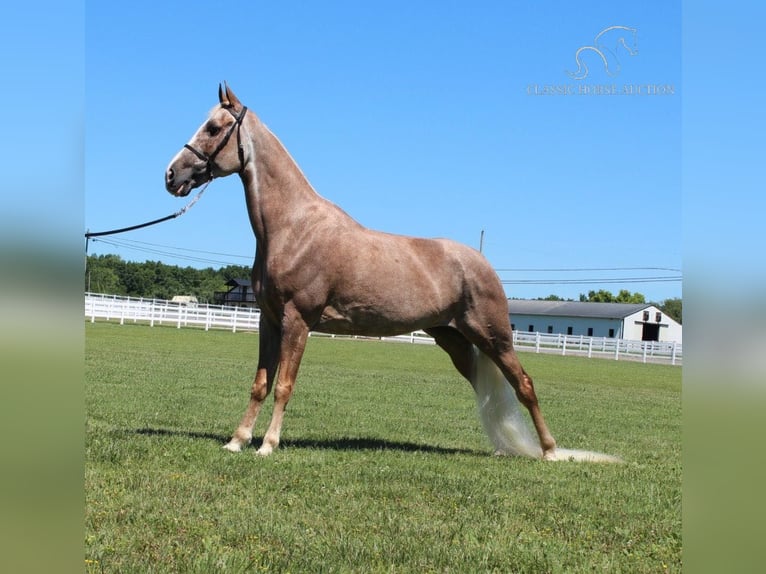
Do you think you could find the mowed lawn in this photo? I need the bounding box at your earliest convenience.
[85,322,681,573]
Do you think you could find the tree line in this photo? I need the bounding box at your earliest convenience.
[85,254,251,304]
[537,290,682,323]
[85,254,681,323]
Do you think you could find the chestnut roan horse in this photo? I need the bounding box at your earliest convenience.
[165,84,558,460]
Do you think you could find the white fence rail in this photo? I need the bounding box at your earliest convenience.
[511,331,681,365]
[85,292,261,332]
[85,293,681,365]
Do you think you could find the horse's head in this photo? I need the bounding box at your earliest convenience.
[621,27,639,56]
[165,83,249,197]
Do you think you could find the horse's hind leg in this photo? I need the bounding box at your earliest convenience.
[494,348,557,459]
[223,317,280,452]
[429,324,556,459]
[425,326,474,385]
[458,317,557,458]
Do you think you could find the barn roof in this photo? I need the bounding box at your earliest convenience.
[507,300,651,320]
[224,278,251,287]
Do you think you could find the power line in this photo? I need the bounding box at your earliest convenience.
[495,267,681,272]
[91,238,245,267]
[496,266,681,286]
[500,277,681,285]
[119,238,251,259]
[102,237,252,260]
[89,238,682,286]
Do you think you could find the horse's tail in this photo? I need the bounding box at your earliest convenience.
[566,47,590,80]
[471,348,622,463]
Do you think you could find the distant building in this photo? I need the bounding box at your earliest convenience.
[508,300,682,343]
[170,295,198,306]
[214,278,258,307]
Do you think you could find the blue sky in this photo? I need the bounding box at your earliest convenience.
[83,1,682,302]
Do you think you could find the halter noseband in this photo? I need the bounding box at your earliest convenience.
[184,105,248,178]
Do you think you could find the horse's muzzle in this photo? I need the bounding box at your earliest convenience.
[166,166,208,197]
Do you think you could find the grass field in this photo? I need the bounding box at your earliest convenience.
[85,322,681,573]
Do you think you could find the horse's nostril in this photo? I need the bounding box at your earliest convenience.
[167,168,174,182]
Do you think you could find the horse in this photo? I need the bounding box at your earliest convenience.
[165,84,565,460]
[567,25,639,80]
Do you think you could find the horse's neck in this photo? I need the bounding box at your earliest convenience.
[240,119,324,245]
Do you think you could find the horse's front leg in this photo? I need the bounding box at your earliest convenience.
[257,309,309,456]
[223,317,280,452]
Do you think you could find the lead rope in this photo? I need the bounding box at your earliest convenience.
[85,180,211,241]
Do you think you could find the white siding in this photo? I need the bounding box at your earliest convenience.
[510,314,623,339]
[623,307,683,343]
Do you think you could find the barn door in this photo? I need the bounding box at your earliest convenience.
[641,323,660,341]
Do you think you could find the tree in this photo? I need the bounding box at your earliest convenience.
[579,289,645,303]
[615,289,646,304]
[580,289,614,302]
[85,254,127,295]
[86,265,122,294]
[658,297,682,324]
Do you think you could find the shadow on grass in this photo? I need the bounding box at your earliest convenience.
[282,437,481,456]
[132,427,483,456]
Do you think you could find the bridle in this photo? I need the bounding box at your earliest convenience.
[184,104,248,179]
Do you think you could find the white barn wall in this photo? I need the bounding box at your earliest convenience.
[510,315,624,339]
[622,307,683,343]
[664,317,682,343]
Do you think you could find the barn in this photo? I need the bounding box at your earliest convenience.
[213,278,258,307]
[507,300,683,343]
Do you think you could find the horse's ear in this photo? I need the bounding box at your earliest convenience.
[218,83,227,105]
[221,81,242,110]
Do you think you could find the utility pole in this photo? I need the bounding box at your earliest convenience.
[85,230,91,292]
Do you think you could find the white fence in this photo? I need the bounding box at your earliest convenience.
[85,292,261,332]
[85,293,681,365]
[511,331,681,365]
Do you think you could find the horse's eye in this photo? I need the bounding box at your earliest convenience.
[207,123,221,136]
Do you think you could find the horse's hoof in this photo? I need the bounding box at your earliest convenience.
[222,441,243,453]
[542,449,557,461]
[256,444,273,457]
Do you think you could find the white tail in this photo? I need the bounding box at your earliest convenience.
[471,348,622,463]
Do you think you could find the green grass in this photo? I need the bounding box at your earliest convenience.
[86,322,681,573]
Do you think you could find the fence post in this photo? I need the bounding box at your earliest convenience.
[614,339,620,361]
[562,335,567,356]
[588,337,593,358]
[535,332,540,353]
[671,342,677,366]
[642,342,648,363]
[232,306,238,333]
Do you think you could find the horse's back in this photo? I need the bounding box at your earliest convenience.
[312,229,508,336]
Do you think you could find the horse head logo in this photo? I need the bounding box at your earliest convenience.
[567,26,638,80]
